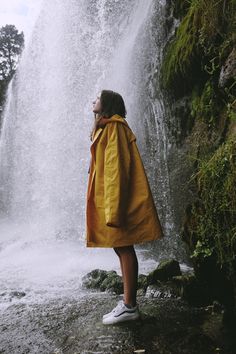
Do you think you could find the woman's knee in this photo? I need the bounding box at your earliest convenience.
[114,245,135,255]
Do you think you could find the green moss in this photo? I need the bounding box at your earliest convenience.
[189,139,236,278]
[226,81,236,125]
[161,1,200,91]
[172,0,192,19]
[161,0,236,94]
[162,0,236,280]
[190,80,223,126]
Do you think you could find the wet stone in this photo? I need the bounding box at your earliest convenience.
[10,291,26,299]
[82,269,108,289]
[100,271,123,294]
[137,274,148,290]
[147,259,182,284]
[145,284,177,299]
[0,293,235,353]
[219,48,236,88]
[82,269,123,294]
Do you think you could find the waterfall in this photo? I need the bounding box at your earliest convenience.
[0,0,189,299]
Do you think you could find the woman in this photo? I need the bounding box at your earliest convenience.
[86,90,163,325]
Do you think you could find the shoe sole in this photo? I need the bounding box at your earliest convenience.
[103,312,114,319]
[102,312,140,325]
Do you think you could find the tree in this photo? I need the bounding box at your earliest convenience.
[0,24,24,80]
[0,25,24,125]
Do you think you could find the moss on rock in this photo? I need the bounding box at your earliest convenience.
[161,0,236,95]
[188,139,236,278]
[172,0,191,19]
[147,259,182,284]
[161,0,236,309]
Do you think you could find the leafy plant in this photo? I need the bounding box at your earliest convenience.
[189,140,236,278]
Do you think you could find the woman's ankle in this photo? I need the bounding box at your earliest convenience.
[124,300,137,308]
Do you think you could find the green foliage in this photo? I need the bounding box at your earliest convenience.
[161,0,236,94]
[190,139,236,278]
[172,0,192,19]
[0,79,8,105]
[0,24,24,80]
[164,1,236,282]
[191,240,213,259]
[190,80,222,126]
[224,79,236,121]
[227,104,236,121]
[0,24,24,119]
[161,1,201,91]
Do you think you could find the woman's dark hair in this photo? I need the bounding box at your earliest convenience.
[90,89,127,140]
[100,90,127,118]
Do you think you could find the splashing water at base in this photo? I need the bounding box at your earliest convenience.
[0,218,160,306]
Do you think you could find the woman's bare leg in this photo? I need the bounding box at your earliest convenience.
[114,247,124,278]
[114,246,138,307]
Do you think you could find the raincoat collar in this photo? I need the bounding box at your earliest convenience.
[91,115,129,145]
[105,114,129,126]
[97,114,129,129]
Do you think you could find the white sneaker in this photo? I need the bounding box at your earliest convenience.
[103,300,124,319]
[102,301,140,325]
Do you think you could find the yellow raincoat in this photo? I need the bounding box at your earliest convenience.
[86,114,163,247]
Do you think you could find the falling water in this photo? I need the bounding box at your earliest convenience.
[0,0,190,301]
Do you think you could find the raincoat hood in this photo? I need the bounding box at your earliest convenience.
[92,114,136,145]
[98,114,128,127]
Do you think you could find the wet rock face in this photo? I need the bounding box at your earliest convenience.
[167,95,193,145]
[219,48,236,88]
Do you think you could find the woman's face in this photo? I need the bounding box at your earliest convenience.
[92,94,101,114]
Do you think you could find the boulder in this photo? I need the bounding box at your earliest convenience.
[147,259,182,284]
[137,274,148,291]
[10,291,26,299]
[82,269,108,289]
[82,269,123,294]
[100,271,123,294]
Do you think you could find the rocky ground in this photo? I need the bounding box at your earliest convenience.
[0,289,235,354]
[1,260,235,354]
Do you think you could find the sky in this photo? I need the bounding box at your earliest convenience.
[0,0,42,42]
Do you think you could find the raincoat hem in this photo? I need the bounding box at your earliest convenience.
[86,234,163,248]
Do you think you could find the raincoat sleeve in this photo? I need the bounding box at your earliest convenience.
[104,122,130,227]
